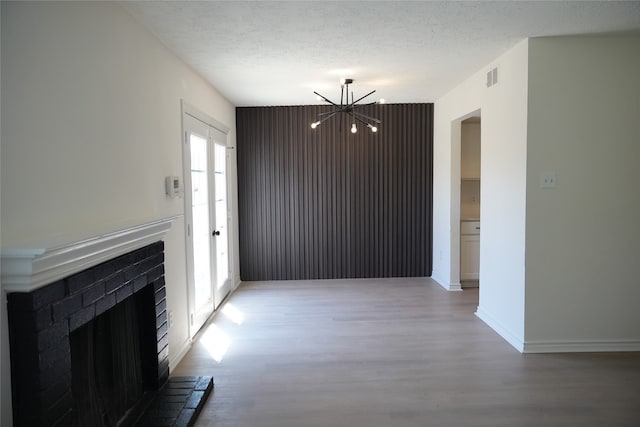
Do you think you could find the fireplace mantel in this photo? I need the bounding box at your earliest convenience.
[1,217,175,293]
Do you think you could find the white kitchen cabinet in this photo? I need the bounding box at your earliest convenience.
[460,220,480,281]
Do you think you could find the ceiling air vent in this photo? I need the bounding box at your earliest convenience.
[486,67,498,88]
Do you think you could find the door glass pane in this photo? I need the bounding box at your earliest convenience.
[214,142,229,289]
[190,133,213,310]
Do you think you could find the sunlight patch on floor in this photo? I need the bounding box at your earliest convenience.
[200,323,231,362]
[221,302,245,325]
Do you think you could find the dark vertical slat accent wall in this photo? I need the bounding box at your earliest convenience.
[237,103,433,281]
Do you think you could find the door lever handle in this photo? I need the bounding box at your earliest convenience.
[212,230,220,236]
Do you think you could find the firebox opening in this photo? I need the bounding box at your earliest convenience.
[70,285,156,426]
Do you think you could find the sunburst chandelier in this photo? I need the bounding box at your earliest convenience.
[310,78,382,134]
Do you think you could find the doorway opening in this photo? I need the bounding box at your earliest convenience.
[460,116,481,288]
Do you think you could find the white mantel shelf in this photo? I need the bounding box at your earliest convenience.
[1,217,175,293]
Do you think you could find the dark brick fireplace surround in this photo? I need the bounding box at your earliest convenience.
[7,241,169,426]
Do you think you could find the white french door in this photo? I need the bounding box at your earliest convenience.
[183,112,232,337]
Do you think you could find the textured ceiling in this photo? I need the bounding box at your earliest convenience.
[122,1,640,106]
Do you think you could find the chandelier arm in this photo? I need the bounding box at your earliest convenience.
[315,111,340,126]
[351,115,375,127]
[352,101,379,107]
[352,111,382,124]
[317,108,343,116]
[313,91,340,107]
[350,90,377,106]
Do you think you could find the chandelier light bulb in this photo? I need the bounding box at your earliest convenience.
[311,121,319,129]
[351,123,357,133]
[370,125,377,133]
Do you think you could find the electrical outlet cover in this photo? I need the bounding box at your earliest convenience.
[540,172,557,188]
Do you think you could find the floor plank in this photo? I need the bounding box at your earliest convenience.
[172,278,640,426]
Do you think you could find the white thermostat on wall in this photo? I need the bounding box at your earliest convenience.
[165,176,181,198]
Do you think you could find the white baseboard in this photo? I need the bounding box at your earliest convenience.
[522,339,640,353]
[430,273,463,291]
[169,338,192,372]
[475,305,525,352]
[448,282,463,291]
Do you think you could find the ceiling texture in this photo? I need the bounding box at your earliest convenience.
[122,1,640,106]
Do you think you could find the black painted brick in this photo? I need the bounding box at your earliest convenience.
[156,321,168,341]
[144,417,175,426]
[8,242,167,426]
[95,292,116,317]
[94,260,120,283]
[175,409,196,427]
[158,361,170,385]
[155,287,167,305]
[185,391,205,409]
[157,334,168,353]
[154,276,166,292]
[82,281,105,306]
[52,293,82,323]
[39,335,70,367]
[115,282,133,303]
[145,241,164,257]
[158,401,185,411]
[156,310,167,327]
[133,275,148,293]
[158,394,189,404]
[155,299,167,316]
[66,269,98,295]
[158,345,169,364]
[147,407,182,419]
[195,376,213,392]
[163,388,192,396]
[68,304,95,332]
[142,253,164,272]
[168,379,196,389]
[124,262,144,282]
[105,271,125,294]
[35,280,66,308]
[147,264,165,284]
[37,321,69,352]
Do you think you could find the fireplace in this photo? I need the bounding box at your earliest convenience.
[6,241,169,425]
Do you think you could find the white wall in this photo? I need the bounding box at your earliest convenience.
[433,40,529,349]
[524,36,640,351]
[0,2,238,424]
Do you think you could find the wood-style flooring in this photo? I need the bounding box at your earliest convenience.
[172,278,640,426]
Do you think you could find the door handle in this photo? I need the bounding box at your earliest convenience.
[212,230,220,236]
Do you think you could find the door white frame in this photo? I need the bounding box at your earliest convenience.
[450,109,481,292]
[181,101,233,338]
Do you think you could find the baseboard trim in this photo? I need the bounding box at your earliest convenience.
[430,274,463,292]
[522,340,640,353]
[448,282,463,291]
[475,306,524,352]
